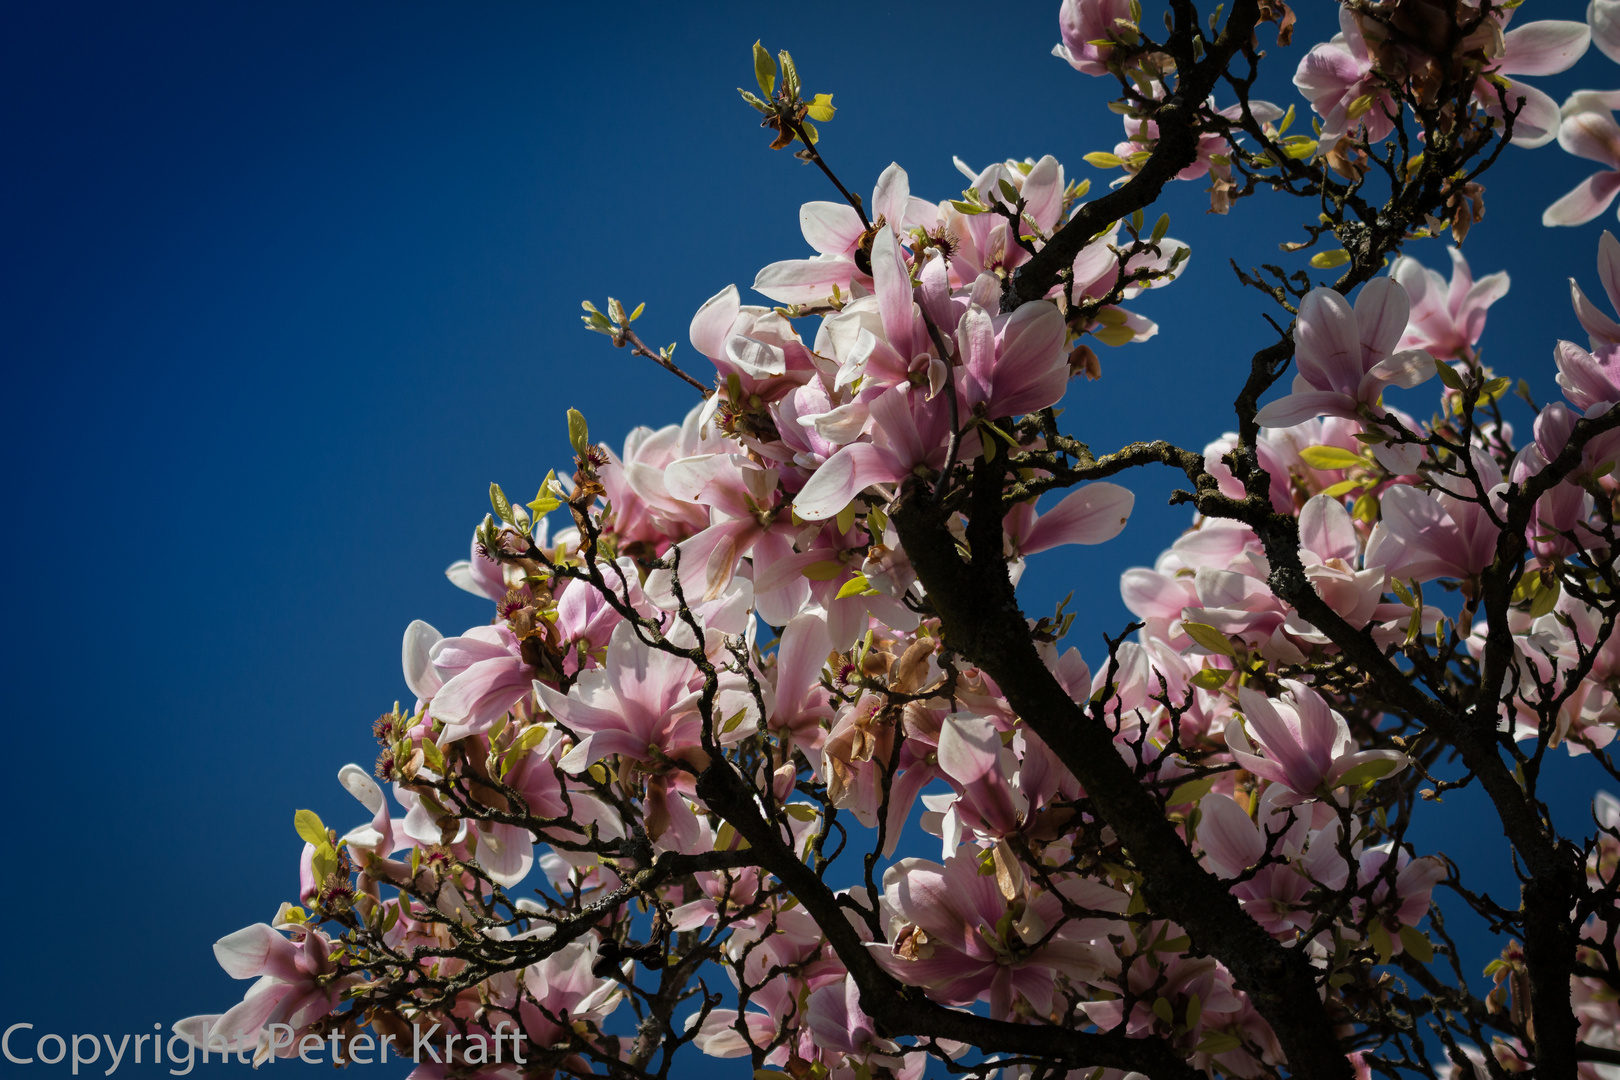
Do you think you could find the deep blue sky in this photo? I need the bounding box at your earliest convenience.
[0,0,1604,1074]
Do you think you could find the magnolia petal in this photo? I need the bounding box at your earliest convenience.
[402,619,444,701]
[1595,0,1620,63]
[800,201,865,256]
[1499,20,1590,76]
[1022,483,1135,553]
[793,442,895,521]
[689,285,740,358]
[1543,171,1620,227]
[1255,389,1358,427]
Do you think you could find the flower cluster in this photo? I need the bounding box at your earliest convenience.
[179,3,1620,1079]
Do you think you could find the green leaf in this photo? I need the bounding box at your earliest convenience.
[1189,667,1232,691]
[1320,478,1363,498]
[1309,249,1351,269]
[798,119,819,145]
[1399,925,1435,963]
[1181,621,1237,658]
[777,49,800,99]
[1298,445,1362,470]
[1093,323,1137,347]
[1369,921,1394,965]
[783,802,819,821]
[1390,577,1415,606]
[805,93,836,122]
[1167,775,1217,805]
[738,89,769,114]
[294,810,328,848]
[835,500,857,536]
[1336,758,1401,788]
[802,560,846,581]
[1150,213,1170,244]
[567,408,591,458]
[527,471,561,518]
[752,41,776,97]
[997,177,1022,204]
[1527,574,1561,617]
[1151,997,1175,1025]
[489,482,515,524]
[629,302,646,322]
[1435,362,1465,391]
[836,573,872,600]
[1083,151,1125,168]
[1196,1032,1243,1054]
[1483,375,1510,400]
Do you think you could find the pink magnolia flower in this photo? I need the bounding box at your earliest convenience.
[662,452,799,615]
[1254,281,1435,429]
[1545,92,1620,226]
[1294,8,1400,150]
[1470,14,1590,148]
[1284,494,1388,642]
[751,163,936,306]
[177,923,357,1061]
[519,938,626,1057]
[805,976,925,1080]
[599,403,728,551]
[1389,249,1509,361]
[1570,232,1620,352]
[428,625,534,743]
[1054,0,1135,76]
[1228,681,1407,801]
[535,621,705,774]
[954,299,1071,420]
[794,384,969,521]
[1357,847,1447,934]
[1365,447,1506,583]
[871,851,1118,1019]
[1557,338,1620,412]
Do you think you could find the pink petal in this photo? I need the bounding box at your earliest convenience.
[689,285,740,358]
[871,163,910,233]
[775,612,831,718]
[988,300,1068,417]
[793,442,896,520]
[1255,389,1359,427]
[1295,288,1365,396]
[1601,230,1620,326]
[1022,483,1135,553]
[799,201,864,256]
[1364,348,1436,391]
[1020,155,1064,233]
[937,713,1001,786]
[1544,171,1620,226]
[1354,278,1410,365]
[431,656,531,734]
[1572,278,1620,344]
[1238,686,1324,793]
[1558,101,1620,166]
[1495,76,1563,147]
[1299,494,1359,564]
[1499,20,1590,75]
[402,620,443,701]
[752,257,855,305]
[871,228,918,359]
[214,924,300,982]
[1594,0,1620,64]
[1198,793,1264,878]
[211,978,295,1046]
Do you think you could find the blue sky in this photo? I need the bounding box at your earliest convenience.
[0,0,1606,1074]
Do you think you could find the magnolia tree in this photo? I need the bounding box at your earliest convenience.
[176,2,1620,1078]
